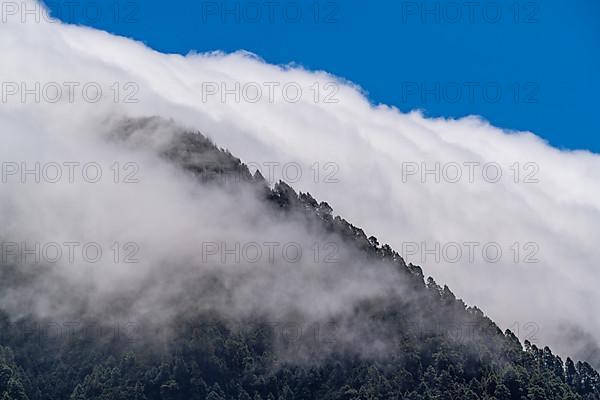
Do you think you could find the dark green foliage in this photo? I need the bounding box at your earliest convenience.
[0,121,596,399]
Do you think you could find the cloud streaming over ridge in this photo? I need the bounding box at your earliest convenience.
[1,0,600,363]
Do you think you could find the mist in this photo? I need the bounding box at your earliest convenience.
[1,0,600,364]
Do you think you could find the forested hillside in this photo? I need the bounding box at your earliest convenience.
[0,118,597,399]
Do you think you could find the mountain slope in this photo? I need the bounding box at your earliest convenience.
[0,117,597,400]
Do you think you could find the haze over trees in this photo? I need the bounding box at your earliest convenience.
[0,118,597,399]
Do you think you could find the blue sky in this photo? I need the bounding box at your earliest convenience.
[45,0,600,152]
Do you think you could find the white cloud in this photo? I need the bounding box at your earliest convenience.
[1,0,600,362]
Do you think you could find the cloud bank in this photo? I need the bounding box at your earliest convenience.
[1,0,600,363]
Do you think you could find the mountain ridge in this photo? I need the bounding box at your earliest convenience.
[0,116,597,399]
